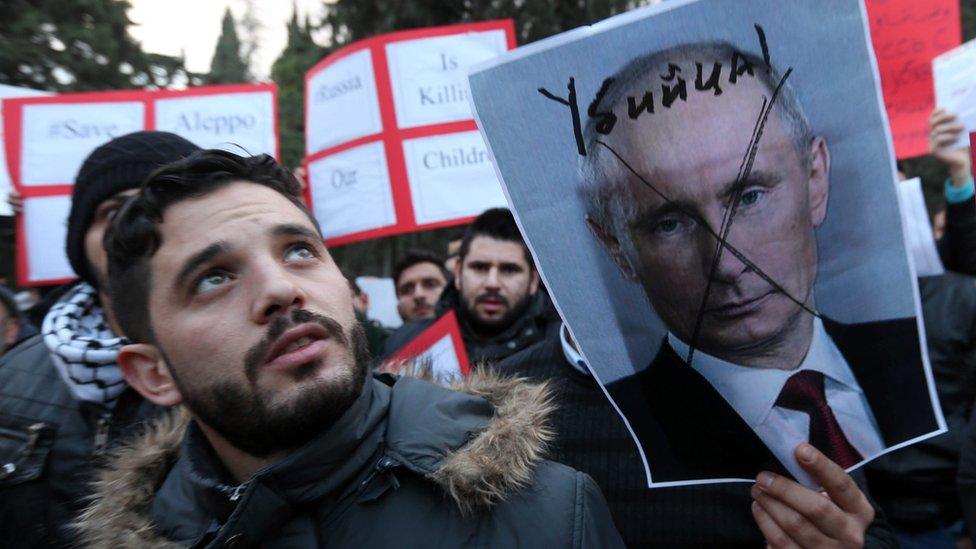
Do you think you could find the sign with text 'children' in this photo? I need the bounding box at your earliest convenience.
[4,83,278,286]
[304,20,514,245]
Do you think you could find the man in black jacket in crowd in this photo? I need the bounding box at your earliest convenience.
[383,208,559,364]
[76,149,623,548]
[0,131,200,548]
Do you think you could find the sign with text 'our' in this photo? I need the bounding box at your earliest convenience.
[4,83,278,286]
[304,20,515,245]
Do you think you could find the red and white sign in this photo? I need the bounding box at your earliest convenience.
[865,0,961,158]
[0,84,52,216]
[385,310,471,382]
[4,83,279,286]
[304,20,515,245]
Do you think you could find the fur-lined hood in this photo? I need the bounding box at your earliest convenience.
[75,367,554,548]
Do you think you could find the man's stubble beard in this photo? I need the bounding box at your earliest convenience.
[458,285,534,339]
[171,309,371,458]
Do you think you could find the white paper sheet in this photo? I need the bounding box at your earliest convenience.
[898,177,945,277]
[933,39,976,150]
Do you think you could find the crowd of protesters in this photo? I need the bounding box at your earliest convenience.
[0,105,975,548]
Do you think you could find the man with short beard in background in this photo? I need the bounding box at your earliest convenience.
[383,208,559,365]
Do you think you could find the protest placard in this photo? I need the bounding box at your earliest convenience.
[304,20,515,245]
[3,83,278,285]
[898,178,944,277]
[385,310,470,382]
[470,0,943,487]
[934,39,976,150]
[0,84,53,216]
[865,0,961,158]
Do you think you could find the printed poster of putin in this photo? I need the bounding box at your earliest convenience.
[469,0,945,487]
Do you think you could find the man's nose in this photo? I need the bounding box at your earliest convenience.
[251,262,306,323]
[699,224,750,284]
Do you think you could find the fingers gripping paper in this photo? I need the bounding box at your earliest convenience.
[4,84,278,286]
[303,21,515,246]
[468,0,944,487]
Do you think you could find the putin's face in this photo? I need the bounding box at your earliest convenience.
[594,78,830,360]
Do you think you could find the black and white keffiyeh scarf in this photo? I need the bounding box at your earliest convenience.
[42,283,128,405]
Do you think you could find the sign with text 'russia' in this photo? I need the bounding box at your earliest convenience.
[304,20,514,245]
[4,83,278,286]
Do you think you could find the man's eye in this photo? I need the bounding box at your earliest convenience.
[285,244,315,261]
[654,218,681,234]
[737,189,764,208]
[195,272,228,295]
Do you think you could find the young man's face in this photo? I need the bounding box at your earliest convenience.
[84,189,139,288]
[140,181,365,456]
[396,261,446,321]
[454,236,539,336]
[598,77,829,359]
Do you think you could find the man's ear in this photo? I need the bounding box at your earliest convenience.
[452,256,462,290]
[807,136,831,228]
[586,215,638,281]
[529,268,540,295]
[117,343,183,407]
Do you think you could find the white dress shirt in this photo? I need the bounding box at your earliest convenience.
[667,317,885,485]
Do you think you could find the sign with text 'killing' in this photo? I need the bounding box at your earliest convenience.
[304,20,514,245]
[865,0,961,159]
[4,83,278,286]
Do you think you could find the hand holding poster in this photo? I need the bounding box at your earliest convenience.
[934,39,976,150]
[304,21,515,245]
[4,84,278,285]
[470,0,943,487]
[865,0,960,158]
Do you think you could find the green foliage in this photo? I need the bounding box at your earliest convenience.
[205,8,251,84]
[0,0,193,91]
[323,0,642,46]
[270,7,325,169]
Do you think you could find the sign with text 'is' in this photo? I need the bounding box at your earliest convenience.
[865,0,960,159]
[4,83,278,286]
[304,20,515,245]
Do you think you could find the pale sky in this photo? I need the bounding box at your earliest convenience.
[128,0,327,82]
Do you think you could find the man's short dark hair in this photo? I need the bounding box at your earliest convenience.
[393,249,448,291]
[104,149,317,343]
[457,208,534,269]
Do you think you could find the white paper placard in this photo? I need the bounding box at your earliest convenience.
[898,177,945,277]
[308,141,397,239]
[355,276,403,328]
[386,30,508,129]
[934,39,976,150]
[155,91,276,156]
[419,333,465,383]
[0,85,52,215]
[402,130,506,224]
[20,102,145,186]
[306,49,384,154]
[23,195,72,282]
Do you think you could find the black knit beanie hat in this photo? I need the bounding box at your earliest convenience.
[66,131,200,288]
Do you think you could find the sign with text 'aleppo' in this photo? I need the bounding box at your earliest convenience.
[3,83,278,286]
[865,0,961,159]
[304,20,514,245]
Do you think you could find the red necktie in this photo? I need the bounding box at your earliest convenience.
[775,370,863,468]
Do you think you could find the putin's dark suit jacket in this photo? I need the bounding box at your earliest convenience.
[605,317,940,483]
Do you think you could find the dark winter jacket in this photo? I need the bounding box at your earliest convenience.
[869,273,976,530]
[496,329,898,547]
[0,334,161,548]
[75,369,624,548]
[382,283,559,365]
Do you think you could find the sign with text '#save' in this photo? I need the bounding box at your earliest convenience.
[304,20,514,245]
[4,83,278,286]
